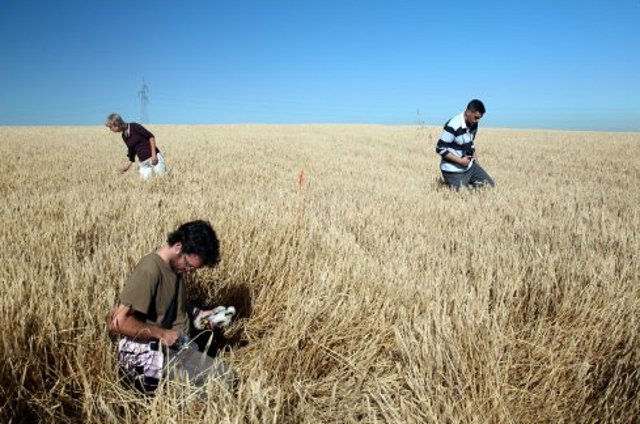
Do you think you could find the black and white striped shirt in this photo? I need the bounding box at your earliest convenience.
[435,112,477,173]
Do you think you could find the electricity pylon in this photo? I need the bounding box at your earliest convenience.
[138,79,149,123]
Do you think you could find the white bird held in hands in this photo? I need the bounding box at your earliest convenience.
[194,306,236,330]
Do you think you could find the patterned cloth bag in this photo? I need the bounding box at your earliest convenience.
[117,338,165,393]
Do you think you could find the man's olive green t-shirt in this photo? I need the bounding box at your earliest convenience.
[119,252,189,334]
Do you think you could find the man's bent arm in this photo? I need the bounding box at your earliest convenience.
[443,152,472,167]
[109,304,179,346]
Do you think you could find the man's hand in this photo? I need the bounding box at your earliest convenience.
[151,156,158,166]
[159,328,180,347]
[458,155,473,167]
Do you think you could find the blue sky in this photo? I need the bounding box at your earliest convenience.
[1,0,639,131]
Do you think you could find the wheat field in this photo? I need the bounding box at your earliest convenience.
[0,124,638,423]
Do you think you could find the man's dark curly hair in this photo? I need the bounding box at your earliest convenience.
[167,220,220,267]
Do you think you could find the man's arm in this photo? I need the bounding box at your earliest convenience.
[149,137,158,165]
[442,152,472,167]
[109,304,179,346]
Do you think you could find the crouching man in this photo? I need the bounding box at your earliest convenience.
[108,220,234,394]
[435,99,495,188]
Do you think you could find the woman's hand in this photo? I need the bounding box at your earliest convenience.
[119,162,132,173]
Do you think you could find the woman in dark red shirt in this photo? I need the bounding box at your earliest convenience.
[106,113,167,180]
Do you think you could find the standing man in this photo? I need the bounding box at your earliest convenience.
[105,113,167,180]
[109,220,233,393]
[435,99,495,188]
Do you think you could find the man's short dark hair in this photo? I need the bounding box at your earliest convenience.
[466,99,486,114]
[167,220,220,266]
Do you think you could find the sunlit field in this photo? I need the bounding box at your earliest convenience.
[1,124,638,423]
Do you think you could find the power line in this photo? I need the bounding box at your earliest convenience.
[138,79,149,123]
